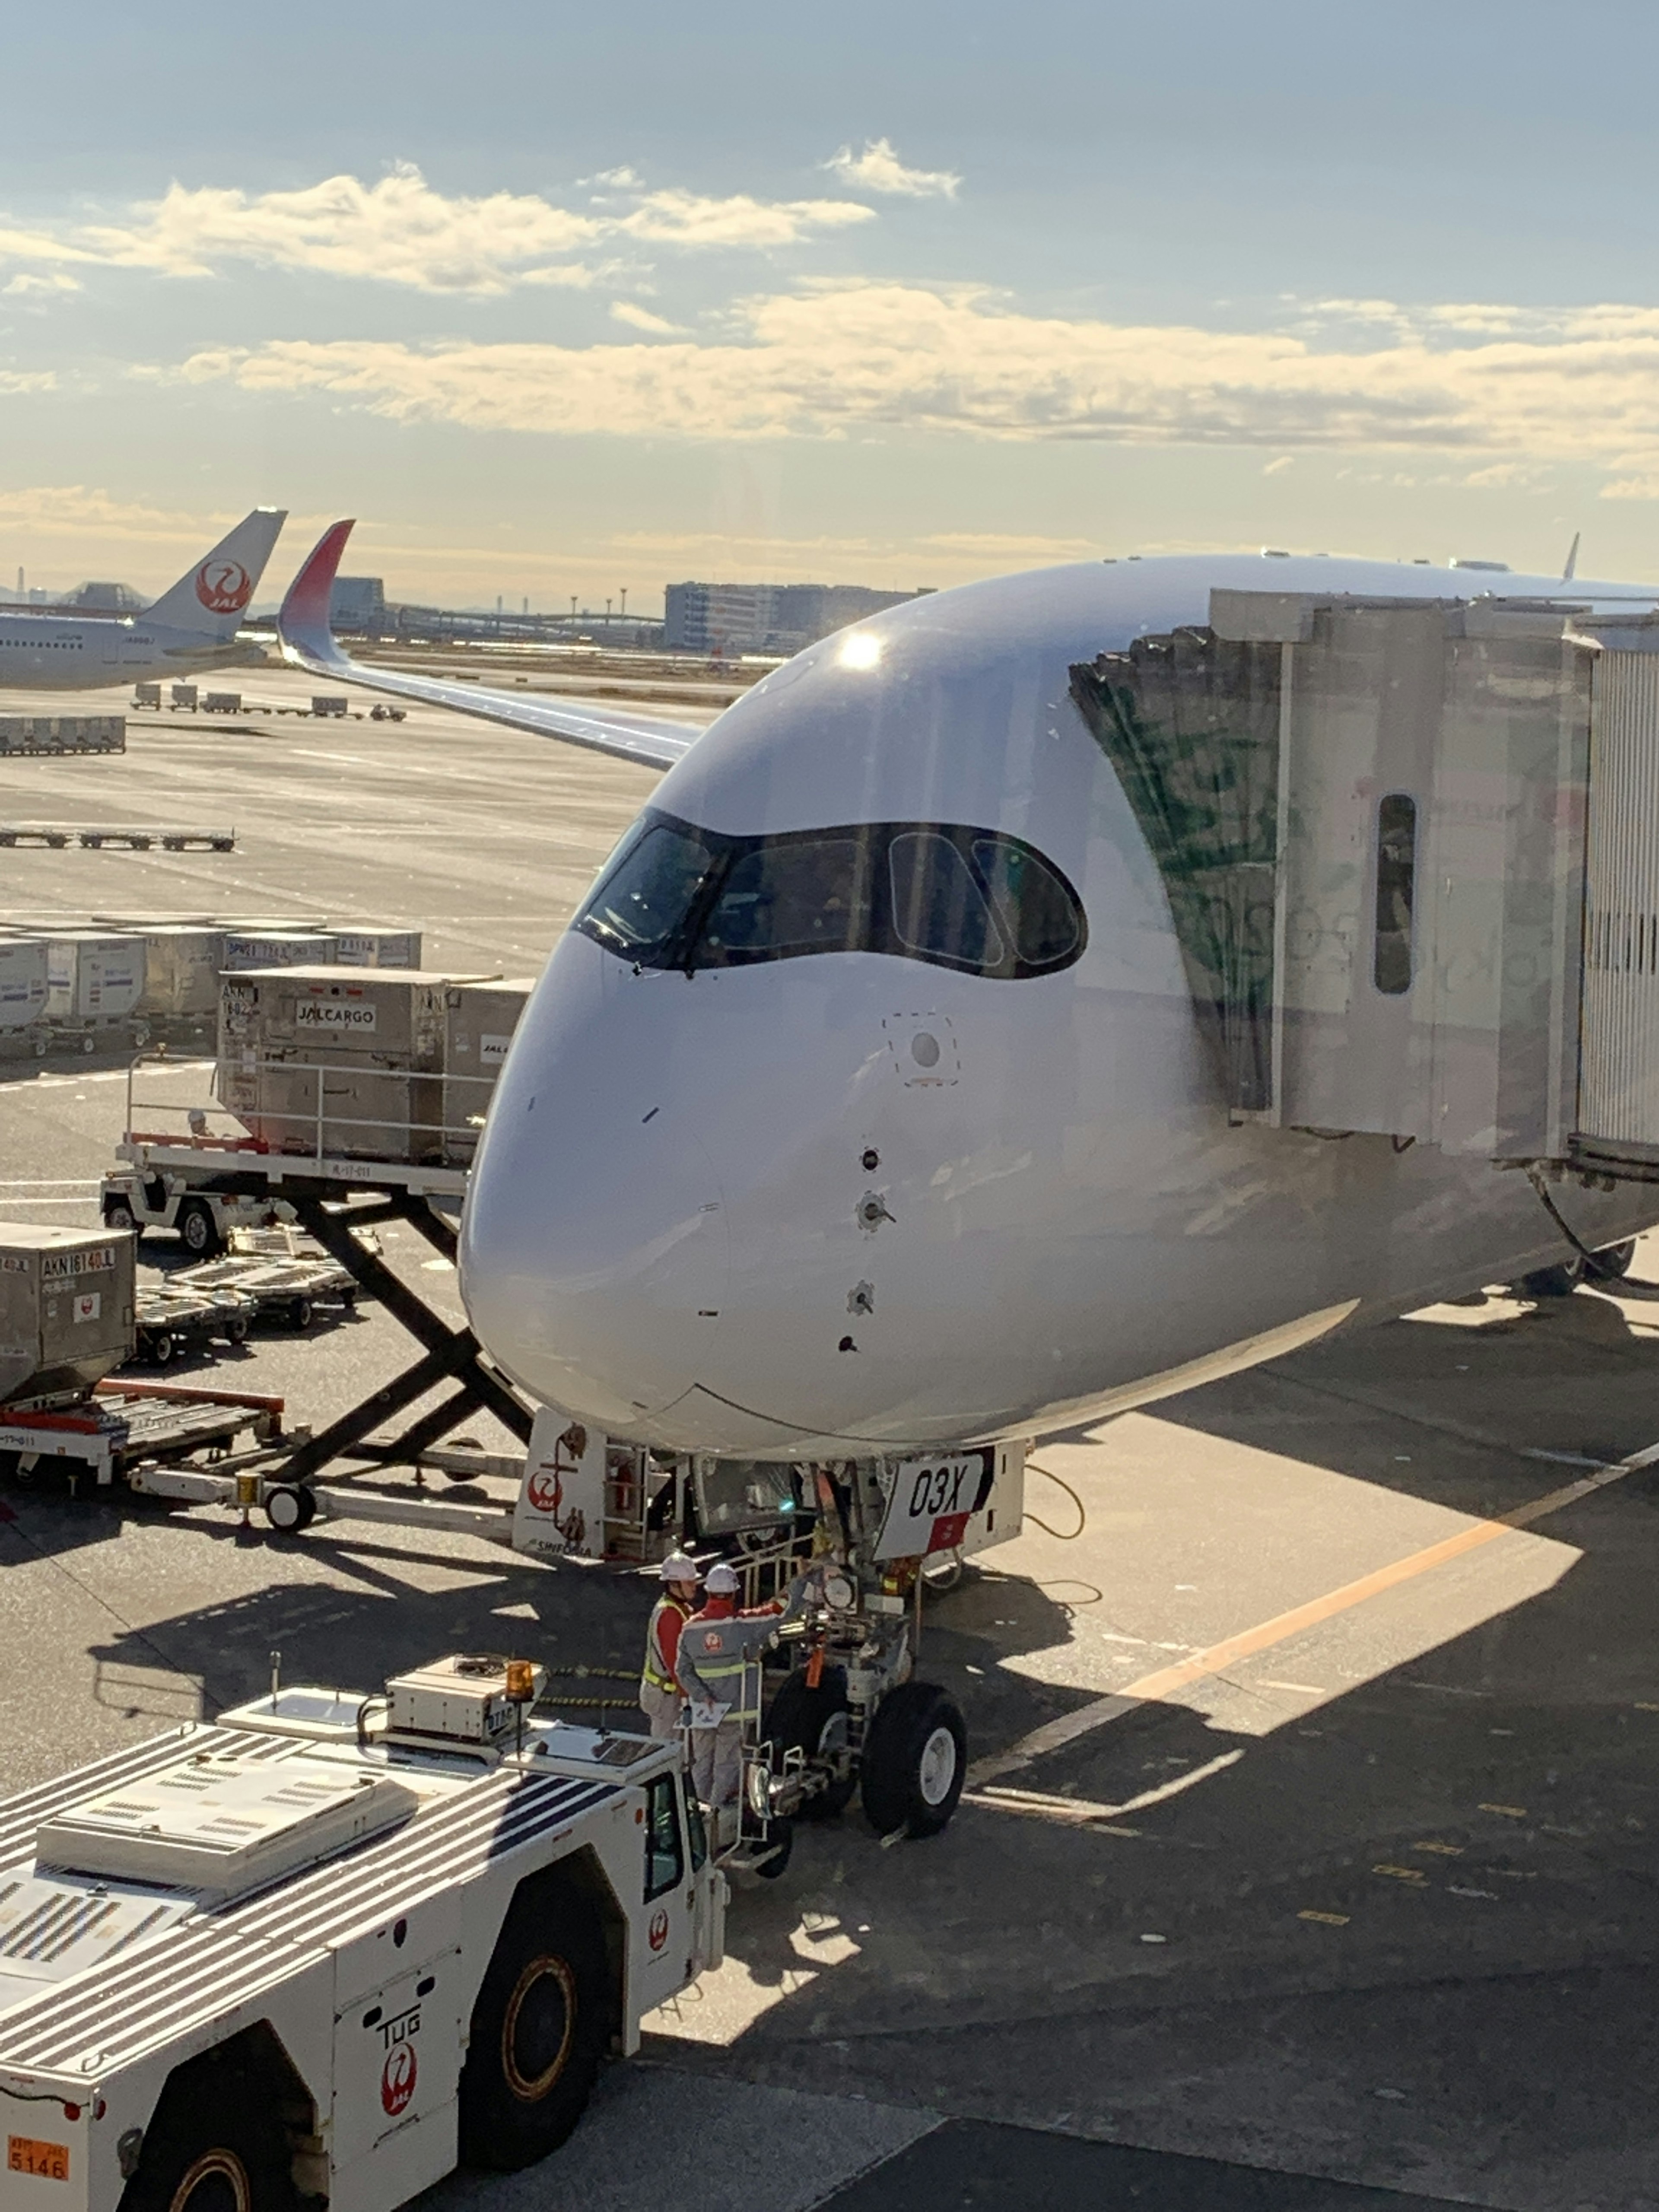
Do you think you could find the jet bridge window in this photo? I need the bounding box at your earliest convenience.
[572,810,1086,982]
[1373,793,1417,996]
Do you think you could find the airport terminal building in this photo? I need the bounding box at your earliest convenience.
[664,578,934,656]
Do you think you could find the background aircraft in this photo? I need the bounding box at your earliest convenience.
[280,524,1659,1459]
[0,508,285,690]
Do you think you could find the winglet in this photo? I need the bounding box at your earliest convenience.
[1563,529,1581,583]
[277,519,356,668]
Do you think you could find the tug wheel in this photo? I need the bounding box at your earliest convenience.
[103,1197,140,1238]
[859,1681,968,1840]
[118,2040,297,2212]
[458,1870,609,2170]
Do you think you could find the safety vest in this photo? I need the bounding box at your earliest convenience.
[679,1610,767,1719]
[641,1593,691,1695]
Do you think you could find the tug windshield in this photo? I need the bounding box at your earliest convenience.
[573,810,1085,981]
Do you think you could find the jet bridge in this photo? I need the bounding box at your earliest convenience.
[1070,587,1659,1176]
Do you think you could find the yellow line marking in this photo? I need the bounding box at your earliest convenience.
[1299,1910,1350,1926]
[1479,1803,1528,1818]
[1411,1841,1462,1856]
[1637,1702,1659,1713]
[967,1436,1659,1791]
[1373,1864,1429,1883]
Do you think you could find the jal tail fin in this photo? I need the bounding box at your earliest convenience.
[276,519,356,669]
[144,507,287,637]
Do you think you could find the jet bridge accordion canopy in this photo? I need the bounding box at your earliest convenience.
[1071,588,1636,1164]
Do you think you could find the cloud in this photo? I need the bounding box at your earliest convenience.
[824,139,960,200]
[3,272,79,298]
[1262,455,1294,475]
[0,370,55,393]
[610,302,685,334]
[0,165,877,297]
[0,485,244,541]
[615,187,873,247]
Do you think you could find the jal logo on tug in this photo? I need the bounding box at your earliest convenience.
[648,1909,670,1954]
[380,2041,417,2117]
[195,559,253,615]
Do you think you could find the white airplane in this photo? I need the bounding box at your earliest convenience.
[281,524,1659,1460]
[0,509,286,690]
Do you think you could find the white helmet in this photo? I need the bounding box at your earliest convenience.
[659,1551,699,1585]
[704,1562,741,1595]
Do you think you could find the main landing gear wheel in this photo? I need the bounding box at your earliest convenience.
[458,1871,609,2170]
[118,2047,298,2212]
[1591,1239,1638,1281]
[262,1484,316,1535]
[1521,1259,1583,1298]
[763,1667,856,1820]
[177,1201,222,1259]
[860,1681,968,1840]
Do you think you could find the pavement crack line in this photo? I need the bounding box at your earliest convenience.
[967,1437,1659,1794]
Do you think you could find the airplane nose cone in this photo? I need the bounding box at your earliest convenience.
[459,962,729,1432]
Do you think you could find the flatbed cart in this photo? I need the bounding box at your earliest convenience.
[0,1652,723,2212]
[170,1229,365,1333]
[130,1282,255,1367]
[0,1381,286,1491]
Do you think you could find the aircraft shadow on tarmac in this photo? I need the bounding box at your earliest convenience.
[31,1440,1659,2205]
[15,1280,1659,2202]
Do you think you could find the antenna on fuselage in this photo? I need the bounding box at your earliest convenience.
[1562,531,1581,582]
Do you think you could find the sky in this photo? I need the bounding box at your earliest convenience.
[7,0,1659,611]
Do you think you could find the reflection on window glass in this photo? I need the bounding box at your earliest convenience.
[972,837,1084,968]
[698,837,871,961]
[682,1775,708,1873]
[644,1774,684,1900]
[1373,794,1417,996]
[888,831,1006,970]
[578,821,718,960]
[572,809,1087,982]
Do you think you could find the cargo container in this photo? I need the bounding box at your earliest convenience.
[0,715,124,756]
[133,925,226,1018]
[218,968,500,1161]
[221,930,337,970]
[0,1224,136,1406]
[131,682,161,708]
[43,933,146,1024]
[328,925,423,968]
[220,967,496,1068]
[0,938,47,1033]
[200,691,242,714]
[442,976,532,1161]
[169,683,197,709]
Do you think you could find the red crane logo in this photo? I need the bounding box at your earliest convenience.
[196,559,253,614]
[380,2041,417,2117]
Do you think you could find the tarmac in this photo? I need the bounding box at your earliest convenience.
[2,665,1658,2211]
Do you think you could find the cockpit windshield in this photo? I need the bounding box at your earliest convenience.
[573,810,1086,981]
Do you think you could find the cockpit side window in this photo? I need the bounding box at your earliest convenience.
[572,811,1087,982]
[575,819,721,961]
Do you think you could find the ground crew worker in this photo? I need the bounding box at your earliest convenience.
[639,1551,700,1739]
[676,1561,783,1818]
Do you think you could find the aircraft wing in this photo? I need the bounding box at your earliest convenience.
[276,522,702,773]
